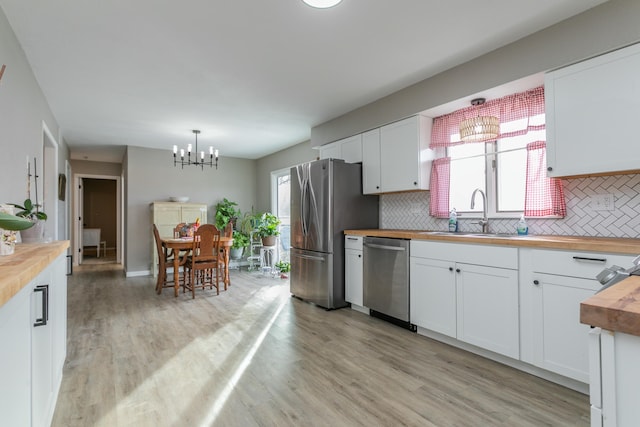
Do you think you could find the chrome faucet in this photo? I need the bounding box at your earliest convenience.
[470,188,489,233]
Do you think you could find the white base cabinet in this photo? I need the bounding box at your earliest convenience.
[545,42,640,177]
[0,252,67,427]
[520,248,635,383]
[589,328,640,427]
[345,235,366,310]
[410,241,519,358]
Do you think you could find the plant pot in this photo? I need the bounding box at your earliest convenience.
[261,235,276,247]
[0,230,17,256]
[20,220,44,243]
[229,246,244,260]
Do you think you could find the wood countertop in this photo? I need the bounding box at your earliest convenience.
[343,229,640,255]
[0,241,69,309]
[581,276,640,337]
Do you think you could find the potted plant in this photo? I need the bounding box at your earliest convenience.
[0,209,35,256]
[274,260,290,278]
[214,198,239,231]
[12,198,47,243]
[256,212,280,246]
[229,230,250,260]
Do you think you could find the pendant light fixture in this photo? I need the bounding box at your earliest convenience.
[302,0,343,8]
[459,98,500,142]
[173,130,219,170]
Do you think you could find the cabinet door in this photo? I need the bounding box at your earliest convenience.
[319,141,341,160]
[362,128,381,194]
[31,264,54,427]
[457,263,519,359]
[379,115,432,193]
[345,248,363,306]
[181,205,206,224]
[545,43,640,177]
[154,204,182,226]
[341,135,363,163]
[532,273,599,382]
[51,255,67,395]
[0,282,32,427]
[410,257,456,337]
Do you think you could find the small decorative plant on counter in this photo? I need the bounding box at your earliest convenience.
[0,210,35,256]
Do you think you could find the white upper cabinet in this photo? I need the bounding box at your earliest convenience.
[364,115,433,194]
[318,134,362,163]
[545,42,640,177]
[362,128,381,194]
[318,141,342,160]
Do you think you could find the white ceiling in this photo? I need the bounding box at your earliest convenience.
[1,0,607,162]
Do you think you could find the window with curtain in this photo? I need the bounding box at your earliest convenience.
[429,86,566,219]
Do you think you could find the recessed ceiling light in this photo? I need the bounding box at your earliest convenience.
[302,0,343,9]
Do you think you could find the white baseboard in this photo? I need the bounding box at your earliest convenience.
[126,269,151,278]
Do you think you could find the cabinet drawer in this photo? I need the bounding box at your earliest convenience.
[411,240,517,269]
[531,249,635,279]
[345,235,363,250]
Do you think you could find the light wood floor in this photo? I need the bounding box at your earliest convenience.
[52,269,590,427]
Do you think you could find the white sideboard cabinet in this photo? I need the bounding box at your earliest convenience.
[545,42,640,177]
[151,201,207,276]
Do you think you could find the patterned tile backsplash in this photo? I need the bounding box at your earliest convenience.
[380,174,640,238]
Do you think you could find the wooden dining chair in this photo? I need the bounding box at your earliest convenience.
[183,224,222,298]
[153,224,175,294]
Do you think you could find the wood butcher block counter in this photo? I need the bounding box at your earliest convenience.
[0,240,69,308]
[581,276,640,337]
[343,229,640,255]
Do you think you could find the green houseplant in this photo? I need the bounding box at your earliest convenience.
[256,212,280,246]
[12,199,47,243]
[214,198,239,231]
[229,230,250,259]
[274,260,290,278]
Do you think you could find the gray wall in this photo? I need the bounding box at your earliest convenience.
[70,160,122,176]
[255,140,318,212]
[0,7,69,240]
[125,145,258,274]
[311,0,640,146]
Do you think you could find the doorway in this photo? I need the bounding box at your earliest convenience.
[73,174,122,266]
[271,168,290,263]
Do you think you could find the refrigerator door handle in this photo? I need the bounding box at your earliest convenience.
[296,254,326,262]
[363,243,406,251]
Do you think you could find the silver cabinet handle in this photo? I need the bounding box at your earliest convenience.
[572,256,606,263]
[364,243,406,251]
[347,237,359,241]
[296,254,326,262]
[34,284,49,327]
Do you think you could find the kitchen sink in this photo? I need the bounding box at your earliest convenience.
[419,231,523,238]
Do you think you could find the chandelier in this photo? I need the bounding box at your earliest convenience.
[459,98,500,142]
[173,130,219,169]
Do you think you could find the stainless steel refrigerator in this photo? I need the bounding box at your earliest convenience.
[290,158,379,309]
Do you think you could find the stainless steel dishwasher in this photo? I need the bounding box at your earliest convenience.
[363,236,414,331]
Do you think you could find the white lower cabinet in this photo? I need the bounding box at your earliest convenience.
[456,263,519,359]
[0,252,67,427]
[410,257,456,337]
[520,248,635,384]
[345,235,366,311]
[410,241,519,359]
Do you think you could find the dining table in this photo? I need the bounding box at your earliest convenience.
[160,235,233,297]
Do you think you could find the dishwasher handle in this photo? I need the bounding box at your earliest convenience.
[364,242,406,251]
